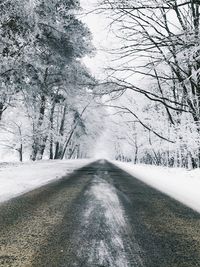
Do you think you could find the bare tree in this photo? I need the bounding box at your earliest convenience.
[98,0,200,167]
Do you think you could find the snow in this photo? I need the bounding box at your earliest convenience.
[0,159,92,203]
[88,175,126,227]
[83,174,132,267]
[1,157,200,217]
[113,161,200,214]
[79,165,143,267]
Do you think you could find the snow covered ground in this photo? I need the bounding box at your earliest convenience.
[1,159,200,215]
[114,161,200,214]
[0,159,92,203]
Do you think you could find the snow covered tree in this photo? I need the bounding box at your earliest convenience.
[0,0,98,161]
[98,0,200,168]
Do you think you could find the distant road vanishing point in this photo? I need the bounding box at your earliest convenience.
[0,160,200,267]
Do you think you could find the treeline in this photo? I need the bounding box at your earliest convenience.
[0,0,103,161]
[99,0,200,168]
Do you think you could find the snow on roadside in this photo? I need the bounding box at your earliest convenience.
[0,159,92,203]
[113,161,200,213]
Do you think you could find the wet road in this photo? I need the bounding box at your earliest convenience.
[1,160,200,266]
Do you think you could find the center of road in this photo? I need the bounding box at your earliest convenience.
[75,171,135,267]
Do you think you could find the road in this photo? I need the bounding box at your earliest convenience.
[0,160,200,267]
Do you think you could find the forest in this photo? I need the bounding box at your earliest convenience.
[0,0,200,168]
[96,0,200,168]
[0,0,106,161]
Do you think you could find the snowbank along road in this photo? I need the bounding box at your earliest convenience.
[0,160,200,266]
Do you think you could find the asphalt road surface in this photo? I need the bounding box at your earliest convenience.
[1,160,200,267]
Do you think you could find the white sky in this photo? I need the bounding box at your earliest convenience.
[79,0,115,78]
[79,1,154,88]
[79,0,183,84]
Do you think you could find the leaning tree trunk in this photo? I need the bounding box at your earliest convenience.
[61,125,77,160]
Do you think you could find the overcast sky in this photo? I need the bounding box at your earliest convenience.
[79,0,115,78]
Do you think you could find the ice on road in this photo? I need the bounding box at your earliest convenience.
[86,175,129,267]
[73,168,144,267]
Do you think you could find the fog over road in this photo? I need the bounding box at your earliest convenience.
[1,160,200,267]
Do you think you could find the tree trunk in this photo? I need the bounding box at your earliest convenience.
[54,104,67,159]
[134,145,138,164]
[30,68,48,161]
[69,145,77,159]
[61,126,77,160]
[0,102,4,121]
[49,133,54,159]
[19,144,23,162]
[30,140,38,161]
[54,142,60,159]
[37,136,48,160]
[30,94,46,160]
